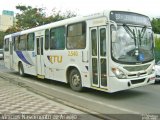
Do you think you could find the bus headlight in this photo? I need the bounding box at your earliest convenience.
[148,65,155,75]
[112,68,127,79]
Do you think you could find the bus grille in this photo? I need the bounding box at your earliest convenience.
[123,64,150,72]
[131,78,145,84]
[128,72,147,77]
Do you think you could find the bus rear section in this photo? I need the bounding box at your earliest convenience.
[4,36,14,70]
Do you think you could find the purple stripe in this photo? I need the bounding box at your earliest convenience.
[16,51,31,65]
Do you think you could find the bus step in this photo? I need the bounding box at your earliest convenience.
[37,75,45,79]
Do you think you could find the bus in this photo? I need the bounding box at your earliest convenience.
[4,10,155,93]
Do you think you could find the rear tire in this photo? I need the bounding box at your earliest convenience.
[19,63,25,76]
[69,69,83,92]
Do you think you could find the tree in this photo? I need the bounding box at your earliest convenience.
[3,5,77,48]
[0,31,6,48]
[154,37,160,62]
[16,5,46,30]
[151,18,160,34]
[42,9,76,25]
[152,18,160,62]
[5,26,21,34]
[12,5,77,31]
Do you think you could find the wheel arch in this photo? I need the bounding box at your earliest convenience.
[66,65,81,84]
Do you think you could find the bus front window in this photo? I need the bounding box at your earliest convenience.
[111,25,154,64]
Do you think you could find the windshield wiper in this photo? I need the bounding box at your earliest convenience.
[138,30,141,46]
[123,24,136,46]
[123,24,133,38]
[141,26,147,38]
[138,26,146,46]
[132,29,136,47]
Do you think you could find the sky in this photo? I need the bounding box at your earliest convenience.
[0,0,159,18]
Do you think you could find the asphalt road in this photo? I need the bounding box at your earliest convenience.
[0,60,160,120]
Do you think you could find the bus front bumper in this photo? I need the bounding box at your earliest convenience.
[108,73,155,93]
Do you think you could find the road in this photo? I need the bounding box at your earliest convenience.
[0,60,160,120]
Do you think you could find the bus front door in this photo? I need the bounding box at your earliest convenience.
[36,36,44,77]
[90,26,108,88]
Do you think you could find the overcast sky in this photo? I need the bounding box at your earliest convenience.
[0,0,159,18]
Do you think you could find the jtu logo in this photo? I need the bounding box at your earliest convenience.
[47,55,62,63]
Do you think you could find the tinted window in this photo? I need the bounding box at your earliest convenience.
[50,26,65,50]
[19,35,27,50]
[45,29,50,50]
[14,36,19,51]
[27,33,34,51]
[100,28,106,56]
[91,29,97,56]
[67,22,86,49]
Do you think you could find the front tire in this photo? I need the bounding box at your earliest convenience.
[19,63,25,76]
[69,69,83,92]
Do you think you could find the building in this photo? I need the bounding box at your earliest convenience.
[2,10,14,16]
[0,10,14,31]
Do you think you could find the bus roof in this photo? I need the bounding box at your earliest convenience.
[4,11,109,38]
[4,10,149,38]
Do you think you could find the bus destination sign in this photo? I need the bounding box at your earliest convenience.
[110,11,151,26]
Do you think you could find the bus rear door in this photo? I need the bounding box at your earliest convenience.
[36,36,45,78]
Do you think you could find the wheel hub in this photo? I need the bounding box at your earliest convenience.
[72,74,80,87]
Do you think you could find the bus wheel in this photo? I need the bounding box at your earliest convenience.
[19,63,25,76]
[69,69,83,92]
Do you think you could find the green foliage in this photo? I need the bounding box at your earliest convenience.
[154,37,160,62]
[0,31,6,48]
[155,37,160,50]
[3,5,77,48]
[10,5,76,32]
[5,5,77,34]
[16,5,46,30]
[5,26,21,34]
[151,18,160,34]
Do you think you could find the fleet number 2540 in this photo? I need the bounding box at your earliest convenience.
[68,51,78,56]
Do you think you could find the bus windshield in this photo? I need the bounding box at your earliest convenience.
[111,25,154,64]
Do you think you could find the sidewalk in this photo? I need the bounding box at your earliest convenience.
[0,77,101,120]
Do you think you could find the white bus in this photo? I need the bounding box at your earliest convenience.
[4,10,155,93]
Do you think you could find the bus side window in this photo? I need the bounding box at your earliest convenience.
[50,29,56,49]
[19,35,27,51]
[45,29,50,50]
[67,22,86,49]
[27,33,34,51]
[14,36,19,51]
[41,37,43,55]
[50,26,65,50]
